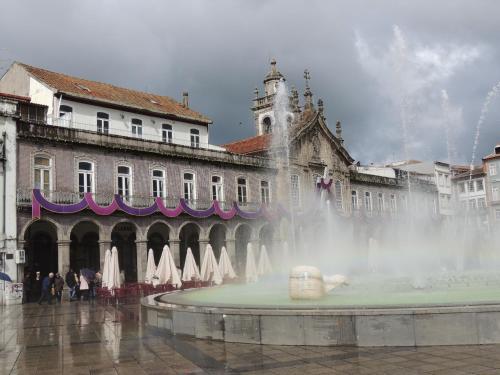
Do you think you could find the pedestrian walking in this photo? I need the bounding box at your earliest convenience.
[32,271,42,302]
[65,269,77,301]
[79,272,89,301]
[54,273,64,303]
[38,273,54,305]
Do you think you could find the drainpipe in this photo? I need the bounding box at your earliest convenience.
[0,131,5,276]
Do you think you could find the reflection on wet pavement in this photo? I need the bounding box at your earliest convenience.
[2,301,500,374]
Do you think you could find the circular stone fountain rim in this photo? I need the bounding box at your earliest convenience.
[152,288,500,315]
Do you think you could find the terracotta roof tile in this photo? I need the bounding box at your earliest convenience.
[18,62,211,124]
[223,133,272,155]
[0,92,31,102]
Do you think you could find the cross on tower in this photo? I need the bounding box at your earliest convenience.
[304,69,311,89]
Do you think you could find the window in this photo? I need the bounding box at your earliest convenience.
[496,208,500,220]
[444,174,450,187]
[151,169,166,198]
[34,156,52,192]
[131,118,142,138]
[377,192,384,211]
[459,183,466,194]
[211,175,223,202]
[335,180,343,209]
[493,187,499,201]
[78,161,94,196]
[183,172,195,201]
[117,166,131,200]
[390,194,397,212]
[476,179,484,192]
[97,112,109,134]
[438,173,444,186]
[478,198,486,208]
[59,105,73,127]
[469,199,477,210]
[364,192,373,212]
[237,177,248,204]
[162,124,173,143]
[351,190,359,209]
[468,180,475,192]
[260,180,270,204]
[190,129,200,148]
[290,175,300,207]
[400,194,408,210]
[490,163,497,176]
[262,116,272,134]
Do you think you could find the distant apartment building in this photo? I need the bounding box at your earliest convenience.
[483,145,500,229]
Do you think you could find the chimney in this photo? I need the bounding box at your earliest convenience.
[182,92,189,108]
[495,144,500,155]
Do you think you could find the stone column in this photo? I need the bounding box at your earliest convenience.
[98,239,112,272]
[225,238,236,265]
[170,239,181,268]
[57,240,71,276]
[198,238,209,266]
[135,240,148,282]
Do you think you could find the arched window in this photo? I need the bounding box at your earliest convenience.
[211,175,223,201]
[262,116,272,134]
[131,118,142,138]
[78,161,94,195]
[237,177,247,204]
[364,191,373,213]
[33,155,52,192]
[335,180,343,210]
[190,129,200,148]
[97,112,109,134]
[59,105,73,127]
[151,169,166,198]
[162,124,173,143]
[117,165,132,200]
[351,190,359,210]
[377,192,384,212]
[183,172,196,201]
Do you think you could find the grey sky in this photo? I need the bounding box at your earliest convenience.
[1,0,499,164]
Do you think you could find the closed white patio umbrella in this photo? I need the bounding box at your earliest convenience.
[102,249,111,288]
[153,245,181,288]
[257,245,273,276]
[145,248,157,284]
[200,244,223,285]
[245,243,258,283]
[182,248,201,282]
[218,246,236,280]
[108,246,121,289]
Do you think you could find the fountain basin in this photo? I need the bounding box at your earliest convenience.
[141,277,500,346]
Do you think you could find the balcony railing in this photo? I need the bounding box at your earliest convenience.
[17,189,259,212]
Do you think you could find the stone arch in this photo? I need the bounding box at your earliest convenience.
[111,221,139,282]
[234,223,253,275]
[179,222,201,268]
[208,223,228,260]
[146,221,172,264]
[23,219,59,277]
[70,220,100,272]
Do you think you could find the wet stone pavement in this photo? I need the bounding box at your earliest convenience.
[2,302,500,374]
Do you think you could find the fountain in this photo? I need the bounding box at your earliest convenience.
[141,32,500,346]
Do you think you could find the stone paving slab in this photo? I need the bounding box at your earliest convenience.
[4,302,500,374]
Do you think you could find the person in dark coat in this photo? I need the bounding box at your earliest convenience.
[32,271,42,302]
[38,273,54,305]
[22,272,32,303]
[65,269,77,301]
[54,273,64,303]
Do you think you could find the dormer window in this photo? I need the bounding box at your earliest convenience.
[97,112,109,134]
[162,124,173,143]
[131,118,142,138]
[190,129,200,148]
[59,105,73,127]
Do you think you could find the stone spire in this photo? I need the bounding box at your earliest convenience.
[263,58,284,95]
[290,86,301,118]
[336,120,344,144]
[303,69,314,111]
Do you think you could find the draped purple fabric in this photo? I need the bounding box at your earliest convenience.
[114,195,158,216]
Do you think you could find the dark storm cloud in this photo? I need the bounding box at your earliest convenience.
[1,0,499,164]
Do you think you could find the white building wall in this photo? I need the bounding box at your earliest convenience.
[53,99,210,148]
